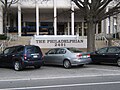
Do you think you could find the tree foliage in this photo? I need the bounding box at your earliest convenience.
[72,0,120,51]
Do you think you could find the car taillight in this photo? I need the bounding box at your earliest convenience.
[87,54,90,58]
[77,54,90,58]
[24,54,27,60]
[77,54,82,58]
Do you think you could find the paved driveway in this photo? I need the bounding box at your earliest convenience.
[0,64,120,81]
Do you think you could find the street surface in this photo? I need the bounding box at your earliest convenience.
[0,64,120,90]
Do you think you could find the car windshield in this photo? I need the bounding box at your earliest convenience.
[67,48,82,53]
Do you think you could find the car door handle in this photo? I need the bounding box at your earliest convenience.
[116,54,118,55]
[5,55,7,57]
[102,54,105,55]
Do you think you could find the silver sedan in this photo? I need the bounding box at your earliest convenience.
[43,48,92,68]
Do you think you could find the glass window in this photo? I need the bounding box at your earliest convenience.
[97,47,107,54]
[107,48,116,53]
[4,47,15,54]
[17,46,24,54]
[56,49,66,54]
[48,49,56,54]
[107,47,120,53]
[26,46,34,54]
[34,46,42,55]
[67,48,82,53]
[115,48,120,53]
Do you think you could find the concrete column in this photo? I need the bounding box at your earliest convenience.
[0,5,3,34]
[71,0,74,35]
[67,22,70,35]
[96,24,98,34]
[54,0,57,35]
[36,2,39,35]
[18,3,21,37]
[101,20,105,33]
[82,22,84,36]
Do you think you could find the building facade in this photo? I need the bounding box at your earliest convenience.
[0,0,119,37]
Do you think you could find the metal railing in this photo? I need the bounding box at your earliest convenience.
[0,34,19,52]
[95,33,109,50]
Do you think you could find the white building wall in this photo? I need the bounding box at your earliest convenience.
[0,2,3,34]
[12,0,72,9]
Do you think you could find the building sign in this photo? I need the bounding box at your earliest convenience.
[30,35,87,48]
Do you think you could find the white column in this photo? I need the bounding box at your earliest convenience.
[0,5,3,34]
[36,2,39,35]
[96,24,98,34]
[71,1,74,35]
[101,20,105,33]
[18,3,21,37]
[82,22,84,36]
[54,0,57,35]
[67,22,70,35]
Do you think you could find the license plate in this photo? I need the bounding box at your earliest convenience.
[33,55,38,58]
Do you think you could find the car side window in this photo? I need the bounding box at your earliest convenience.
[4,47,15,54]
[17,47,24,54]
[116,48,120,53]
[97,47,107,54]
[48,49,56,54]
[56,49,66,54]
[34,46,42,55]
[4,48,10,54]
[107,47,120,53]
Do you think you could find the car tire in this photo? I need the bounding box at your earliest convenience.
[34,65,41,69]
[14,61,22,71]
[117,59,120,67]
[63,60,71,69]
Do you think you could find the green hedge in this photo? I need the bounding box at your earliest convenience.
[0,34,7,40]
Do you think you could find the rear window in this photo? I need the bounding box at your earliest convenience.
[67,48,82,53]
[26,46,34,54]
[26,46,42,55]
[34,46,43,55]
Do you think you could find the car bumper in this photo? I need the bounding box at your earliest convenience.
[71,58,92,66]
[22,60,44,67]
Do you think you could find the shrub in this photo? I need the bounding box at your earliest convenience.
[0,34,7,40]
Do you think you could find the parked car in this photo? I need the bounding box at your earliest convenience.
[90,46,120,66]
[43,48,91,68]
[0,45,43,71]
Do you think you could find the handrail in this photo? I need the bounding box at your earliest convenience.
[0,41,6,52]
[0,34,19,52]
[95,33,109,50]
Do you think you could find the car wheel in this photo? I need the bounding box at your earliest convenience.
[117,59,120,67]
[34,65,41,69]
[63,60,71,69]
[14,61,22,71]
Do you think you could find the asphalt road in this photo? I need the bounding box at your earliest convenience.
[0,64,120,90]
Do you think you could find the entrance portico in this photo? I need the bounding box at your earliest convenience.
[0,0,102,36]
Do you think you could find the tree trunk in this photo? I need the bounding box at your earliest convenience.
[87,19,96,52]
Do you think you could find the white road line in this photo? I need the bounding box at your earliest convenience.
[88,68,120,72]
[0,74,120,82]
[1,81,120,90]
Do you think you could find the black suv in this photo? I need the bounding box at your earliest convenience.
[0,45,43,71]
